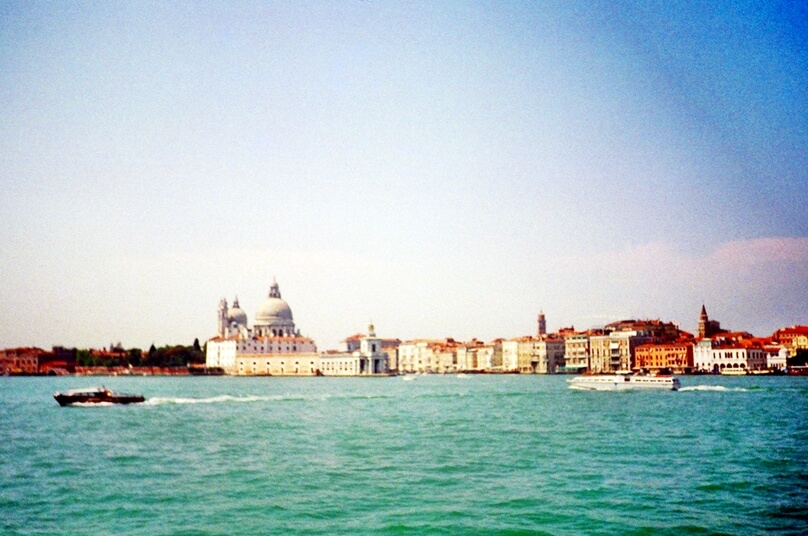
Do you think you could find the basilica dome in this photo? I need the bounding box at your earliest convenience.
[254,280,294,328]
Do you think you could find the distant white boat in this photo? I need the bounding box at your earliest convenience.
[401,375,416,381]
[568,373,680,391]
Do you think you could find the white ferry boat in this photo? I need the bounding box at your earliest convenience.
[568,373,680,391]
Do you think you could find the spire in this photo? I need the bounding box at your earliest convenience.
[368,321,376,338]
[233,296,240,308]
[698,304,708,339]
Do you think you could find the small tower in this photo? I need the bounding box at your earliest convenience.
[537,311,547,338]
[360,321,386,374]
[361,322,379,354]
[217,298,229,338]
[698,304,708,339]
[269,277,281,299]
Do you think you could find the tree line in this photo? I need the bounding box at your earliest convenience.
[75,339,205,368]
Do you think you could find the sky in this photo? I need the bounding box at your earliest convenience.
[1,1,806,351]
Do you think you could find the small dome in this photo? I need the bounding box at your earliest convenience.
[228,297,248,326]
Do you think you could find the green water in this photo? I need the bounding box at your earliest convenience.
[1,375,806,535]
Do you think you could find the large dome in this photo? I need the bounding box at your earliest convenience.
[254,281,294,327]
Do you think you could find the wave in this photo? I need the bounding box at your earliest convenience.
[679,385,748,392]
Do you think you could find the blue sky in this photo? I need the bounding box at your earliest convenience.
[1,1,806,350]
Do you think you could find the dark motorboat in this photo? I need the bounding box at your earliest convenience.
[54,386,145,406]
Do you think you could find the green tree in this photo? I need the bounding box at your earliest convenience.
[128,348,142,367]
[76,349,94,367]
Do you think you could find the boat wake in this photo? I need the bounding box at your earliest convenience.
[679,385,748,392]
[144,395,277,405]
[143,392,394,405]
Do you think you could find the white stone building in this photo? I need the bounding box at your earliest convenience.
[456,340,496,372]
[397,340,439,373]
[501,338,527,372]
[694,338,768,373]
[207,281,390,376]
[319,324,390,376]
[206,280,319,375]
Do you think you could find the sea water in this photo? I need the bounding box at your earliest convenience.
[1,375,806,535]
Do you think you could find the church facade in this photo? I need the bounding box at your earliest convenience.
[206,280,389,376]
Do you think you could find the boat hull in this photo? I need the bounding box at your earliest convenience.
[54,387,145,406]
[568,375,680,391]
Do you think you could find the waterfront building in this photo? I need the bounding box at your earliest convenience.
[694,334,768,373]
[234,352,320,376]
[693,338,714,372]
[397,340,440,373]
[456,339,496,372]
[396,338,460,374]
[340,332,401,372]
[533,336,566,374]
[0,347,42,375]
[501,335,565,374]
[712,340,767,373]
[319,323,390,376]
[589,331,651,372]
[502,337,534,373]
[634,341,694,373]
[561,332,589,373]
[435,347,456,373]
[488,339,504,371]
[771,325,808,357]
[206,280,319,375]
[763,343,789,371]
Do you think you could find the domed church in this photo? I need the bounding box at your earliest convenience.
[217,279,299,339]
[206,278,390,377]
[207,279,318,374]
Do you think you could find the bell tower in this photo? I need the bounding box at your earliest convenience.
[537,311,547,337]
[217,298,228,337]
[698,305,708,339]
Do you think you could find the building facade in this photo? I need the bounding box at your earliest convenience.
[319,324,390,376]
[562,333,589,373]
[456,340,496,372]
[589,331,651,372]
[533,337,566,374]
[634,342,694,373]
[206,280,387,376]
[693,337,768,373]
[0,348,42,375]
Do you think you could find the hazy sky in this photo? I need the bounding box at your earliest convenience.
[1,1,806,351]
